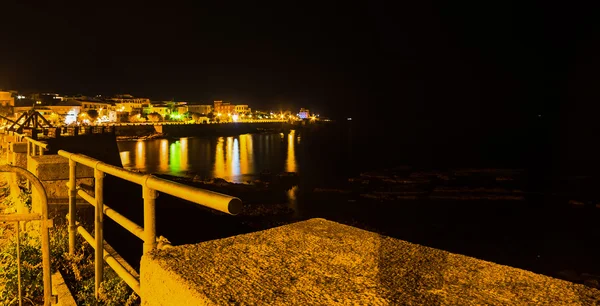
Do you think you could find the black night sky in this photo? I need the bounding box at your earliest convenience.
[6,3,600,296]
[2,1,600,155]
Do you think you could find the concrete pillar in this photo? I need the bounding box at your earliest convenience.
[5,142,28,214]
[27,155,94,213]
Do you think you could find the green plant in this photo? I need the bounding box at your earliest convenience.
[18,188,32,212]
[0,222,139,305]
[1,186,32,212]
[0,230,45,305]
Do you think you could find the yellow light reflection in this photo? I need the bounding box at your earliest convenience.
[135,140,145,169]
[159,139,169,172]
[239,134,253,175]
[120,151,131,166]
[226,136,233,170]
[232,138,240,179]
[180,138,188,171]
[286,130,297,172]
[214,137,226,178]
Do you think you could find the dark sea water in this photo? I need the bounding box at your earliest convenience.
[112,121,600,284]
[118,131,304,183]
[116,123,357,188]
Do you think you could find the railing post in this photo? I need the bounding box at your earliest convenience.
[94,168,104,298]
[16,221,22,306]
[68,159,77,255]
[142,180,158,254]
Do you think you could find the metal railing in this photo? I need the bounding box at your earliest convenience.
[25,137,48,157]
[4,130,49,157]
[0,164,55,306]
[57,150,243,300]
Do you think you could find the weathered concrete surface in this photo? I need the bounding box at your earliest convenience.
[8,151,27,168]
[27,155,94,181]
[52,271,77,306]
[10,142,27,153]
[141,218,600,305]
[27,155,94,210]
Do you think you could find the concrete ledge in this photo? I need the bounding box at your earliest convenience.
[27,155,94,181]
[52,271,77,306]
[9,151,27,168]
[10,142,27,153]
[141,218,600,305]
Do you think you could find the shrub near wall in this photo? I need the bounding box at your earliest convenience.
[0,192,139,305]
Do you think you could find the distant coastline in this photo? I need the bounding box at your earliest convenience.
[113,121,328,140]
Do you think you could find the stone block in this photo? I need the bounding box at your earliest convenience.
[141,218,600,306]
[12,152,27,168]
[31,178,94,212]
[27,155,94,181]
[10,142,28,153]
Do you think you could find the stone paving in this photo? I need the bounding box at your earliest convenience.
[142,218,600,305]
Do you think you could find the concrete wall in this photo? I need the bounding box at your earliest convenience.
[140,218,600,306]
[27,155,94,211]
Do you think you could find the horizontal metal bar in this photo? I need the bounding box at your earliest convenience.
[145,176,242,215]
[77,190,144,240]
[76,225,95,248]
[59,150,242,215]
[104,252,141,295]
[103,206,144,240]
[25,137,49,149]
[76,226,141,295]
[58,151,145,184]
[0,213,42,222]
[77,189,96,206]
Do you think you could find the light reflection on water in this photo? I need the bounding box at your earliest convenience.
[118,132,298,183]
[286,130,296,173]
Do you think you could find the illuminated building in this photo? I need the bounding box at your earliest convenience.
[298,108,310,119]
[76,99,113,117]
[234,105,251,114]
[144,103,172,118]
[0,91,14,106]
[108,94,150,113]
[14,100,82,123]
[213,101,235,117]
[186,104,213,115]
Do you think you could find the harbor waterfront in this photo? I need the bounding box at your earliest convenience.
[115,123,600,286]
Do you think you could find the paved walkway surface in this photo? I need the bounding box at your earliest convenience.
[145,218,600,305]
